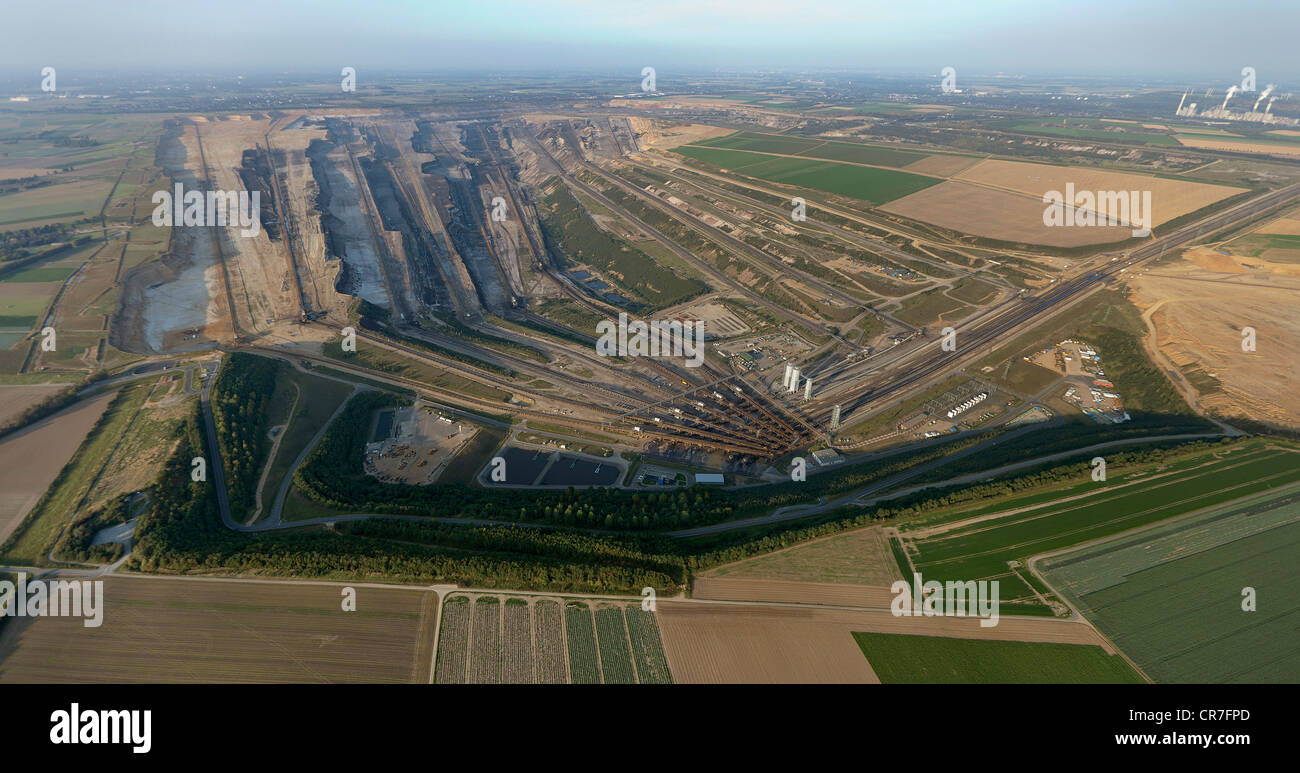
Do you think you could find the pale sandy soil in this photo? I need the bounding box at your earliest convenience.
[1257,215,1300,235]
[1176,136,1300,157]
[656,602,1108,684]
[625,118,732,149]
[0,390,115,544]
[1130,247,1300,430]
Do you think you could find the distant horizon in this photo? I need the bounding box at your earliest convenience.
[4,0,1297,80]
[0,67,1282,96]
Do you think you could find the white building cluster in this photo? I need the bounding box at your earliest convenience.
[946,392,988,419]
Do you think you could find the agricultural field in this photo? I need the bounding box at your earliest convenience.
[998,118,1179,146]
[0,179,113,229]
[853,632,1145,683]
[896,439,1300,614]
[684,131,933,168]
[0,389,114,547]
[952,159,1246,226]
[700,523,901,587]
[1175,134,1300,157]
[656,601,1107,683]
[0,382,69,427]
[0,381,157,564]
[692,577,897,608]
[564,600,601,683]
[881,158,1246,247]
[1040,484,1300,683]
[882,180,1133,247]
[0,577,438,683]
[433,593,672,684]
[671,145,943,206]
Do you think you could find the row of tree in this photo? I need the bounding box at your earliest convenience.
[210,353,279,519]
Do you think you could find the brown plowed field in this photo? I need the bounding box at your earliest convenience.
[0,384,67,428]
[0,391,114,545]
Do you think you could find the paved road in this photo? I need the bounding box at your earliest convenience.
[261,386,363,528]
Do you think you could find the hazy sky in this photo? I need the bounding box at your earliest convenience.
[4,0,1298,81]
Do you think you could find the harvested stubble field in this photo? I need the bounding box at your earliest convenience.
[952,159,1246,226]
[701,523,900,587]
[692,577,897,608]
[881,158,1246,247]
[0,577,439,683]
[1175,135,1300,157]
[655,601,1107,684]
[881,180,1134,247]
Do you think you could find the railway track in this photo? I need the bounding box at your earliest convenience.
[258,133,312,318]
[823,182,1300,426]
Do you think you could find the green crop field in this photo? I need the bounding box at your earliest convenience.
[593,605,636,684]
[564,601,600,684]
[688,131,931,168]
[1041,485,1300,683]
[946,277,999,305]
[893,287,971,327]
[2,266,77,283]
[1000,120,1179,146]
[853,632,1144,683]
[672,145,943,205]
[898,440,1300,611]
